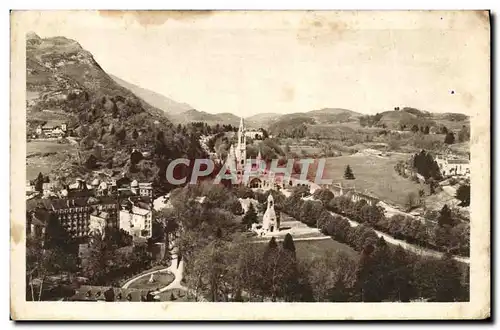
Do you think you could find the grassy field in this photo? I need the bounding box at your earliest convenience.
[26,140,76,180]
[128,272,175,291]
[321,153,426,207]
[255,236,358,263]
[27,140,75,156]
[294,239,358,261]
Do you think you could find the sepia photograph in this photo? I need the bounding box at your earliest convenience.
[10,10,490,320]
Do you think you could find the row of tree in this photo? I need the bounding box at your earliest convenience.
[282,188,469,301]
[313,189,469,257]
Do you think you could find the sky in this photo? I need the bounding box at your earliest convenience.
[22,10,489,117]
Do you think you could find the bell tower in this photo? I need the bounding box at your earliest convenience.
[236,117,247,170]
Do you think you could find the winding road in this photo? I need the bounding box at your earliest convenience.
[328,211,470,264]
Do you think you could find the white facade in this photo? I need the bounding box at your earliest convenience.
[245,130,263,140]
[436,156,470,177]
[89,212,107,238]
[119,205,152,238]
[262,194,278,233]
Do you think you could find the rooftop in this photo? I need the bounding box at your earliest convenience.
[447,159,470,165]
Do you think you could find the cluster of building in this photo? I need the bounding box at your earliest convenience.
[222,117,319,192]
[26,176,155,245]
[32,120,68,139]
[435,155,470,177]
[327,182,380,206]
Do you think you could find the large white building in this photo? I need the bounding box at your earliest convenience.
[119,202,153,239]
[435,156,470,177]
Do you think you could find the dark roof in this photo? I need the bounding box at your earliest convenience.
[43,197,90,210]
[41,120,65,128]
[447,159,469,165]
[67,190,94,198]
[90,211,109,219]
[98,196,119,205]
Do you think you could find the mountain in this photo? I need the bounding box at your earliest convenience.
[26,33,206,183]
[267,107,362,135]
[245,113,283,128]
[363,107,469,131]
[169,109,242,127]
[109,74,194,116]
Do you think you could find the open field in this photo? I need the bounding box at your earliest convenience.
[322,152,426,207]
[26,140,76,180]
[128,272,175,291]
[27,140,75,156]
[254,235,358,263]
[294,239,358,261]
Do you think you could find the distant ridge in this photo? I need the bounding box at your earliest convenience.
[110,74,194,116]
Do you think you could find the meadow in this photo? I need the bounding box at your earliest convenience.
[321,152,426,207]
[26,140,76,180]
[294,238,358,261]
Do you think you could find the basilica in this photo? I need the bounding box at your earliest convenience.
[223,117,279,189]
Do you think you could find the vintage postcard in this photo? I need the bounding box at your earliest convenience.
[10,10,490,320]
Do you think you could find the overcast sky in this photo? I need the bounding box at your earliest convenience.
[26,11,489,117]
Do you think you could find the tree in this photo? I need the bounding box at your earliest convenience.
[34,172,44,192]
[313,189,335,205]
[242,202,258,229]
[132,129,139,140]
[85,154,98,170]
[282,234,296,257]
[344,165,355,180]
[437,204,454,227]
[411,125,420,133]
[434,254,464,301]
[405,192,419,211]
[456,184,470,206]
[115,128,126,142]
[424,126,430,134]
[458,125,470,142]
[130,149,143,165]
[444,132,455,144]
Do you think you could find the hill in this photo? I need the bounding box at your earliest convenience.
[170,109,241,127]
[360,107,469,131]
[109,74,194,116]
[26,32,206,185]
[268,108,362,136]
[245,113,283,127]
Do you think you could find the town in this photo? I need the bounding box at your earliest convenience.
[26,111,471,302]
[18,14,478,307]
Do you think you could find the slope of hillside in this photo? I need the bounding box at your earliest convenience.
[26,32,206,184]
[110,74,193,116]
[246,113,283,128]
[268,108,361,135]
[373,107,469,131]
[170,110,242,127]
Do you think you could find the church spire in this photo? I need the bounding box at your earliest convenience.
[239,116,244,131]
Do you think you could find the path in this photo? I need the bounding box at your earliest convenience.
[150,254,207,302]
[328,211,470,264]
[121,266,171,289]
[251,235,332,244]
